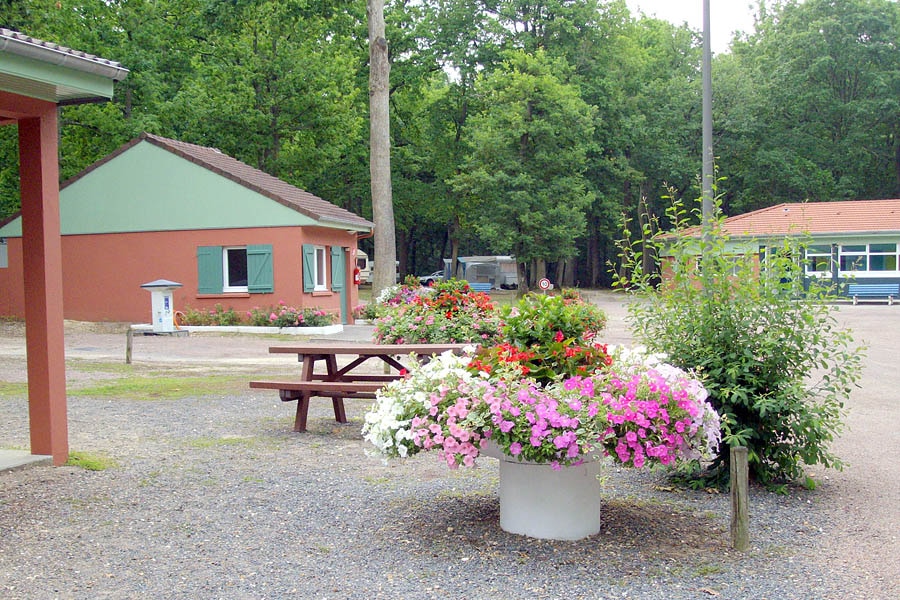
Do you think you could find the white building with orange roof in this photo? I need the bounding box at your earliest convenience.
[694,199,900,302]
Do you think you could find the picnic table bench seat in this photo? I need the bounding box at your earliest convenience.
[249,379,388,399]
[249,380,389,431]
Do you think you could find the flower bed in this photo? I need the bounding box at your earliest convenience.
[371,279,502,344]
[176,302,337,328]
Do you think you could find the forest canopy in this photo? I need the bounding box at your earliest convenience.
[2,0,899,286]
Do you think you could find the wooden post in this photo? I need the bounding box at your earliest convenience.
[125,326,133,365]
[730,445,750,551]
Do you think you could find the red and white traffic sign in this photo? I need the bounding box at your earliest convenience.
[538,278,551,290]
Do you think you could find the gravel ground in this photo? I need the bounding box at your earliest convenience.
[0,292,897,600]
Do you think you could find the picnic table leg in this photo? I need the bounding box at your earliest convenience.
[332,397,348,423]
[324,354,348,424]
[292,356,318,432]
[294,394,311,433]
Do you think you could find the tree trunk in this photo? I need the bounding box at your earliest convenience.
[517,262,529,297]
[368,0,395,297]
[396,228,409,281]
[449,214,460,277]
[587,212,602,287]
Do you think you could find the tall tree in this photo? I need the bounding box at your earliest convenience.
[450,50,596,291]
[164,0,363,185]
[718,0,900,210]
[368,0,396,295]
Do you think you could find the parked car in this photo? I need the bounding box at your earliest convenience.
[418,270,444,286]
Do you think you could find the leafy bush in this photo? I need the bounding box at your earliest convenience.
[179,304,241,326]
[500,290,607,348]
[615,198,864,488]
[470,290,609,385]
[354,303,378,321]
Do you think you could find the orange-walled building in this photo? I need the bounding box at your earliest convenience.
[0,133,373,324]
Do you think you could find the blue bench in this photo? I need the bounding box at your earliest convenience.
[467,282,493,293]
[847,283,899,305]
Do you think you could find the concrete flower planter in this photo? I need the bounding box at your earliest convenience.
[482,442,603,540]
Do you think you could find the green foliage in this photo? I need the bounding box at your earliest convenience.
[354,303,379,321]
[718,0,900,212]
[500,290,607,348]
[449,49,597,266]
[614,196,865,488]
[180,304,241,326]
[468,337,612,386]
[4,0,899,284]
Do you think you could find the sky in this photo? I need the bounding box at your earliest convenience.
[625,0,760,54]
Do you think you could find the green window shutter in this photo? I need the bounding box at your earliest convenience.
[247,244,274,293]
[302,244,315,292]
[331,246,345,291]
[197,246,223,294]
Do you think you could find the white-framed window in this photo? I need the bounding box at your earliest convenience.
[302,244,329,292]
[804,244,832,276]
[839,244,866,272]
[836,242,900,274]
[314,245,327,291]
[868,243,898,271]
[222,246,249,292]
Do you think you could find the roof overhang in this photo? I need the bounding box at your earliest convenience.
[319,219,375,232]
[723,229,900,241]
[0,28,128,119]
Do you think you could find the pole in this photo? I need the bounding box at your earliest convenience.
[701,0,714,231]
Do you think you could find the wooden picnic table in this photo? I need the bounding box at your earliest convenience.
[249,343,471,432]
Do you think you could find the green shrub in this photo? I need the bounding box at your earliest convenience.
[180,306,214,325]
[614,197,864,488]
[500,290,607,348]
[353,303,377,320]
[179,304,241,326]
[178,302,335,327]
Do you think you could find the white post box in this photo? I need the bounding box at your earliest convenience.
[140,279,183,333]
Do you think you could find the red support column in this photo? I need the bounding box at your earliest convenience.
[18,107,69,466]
